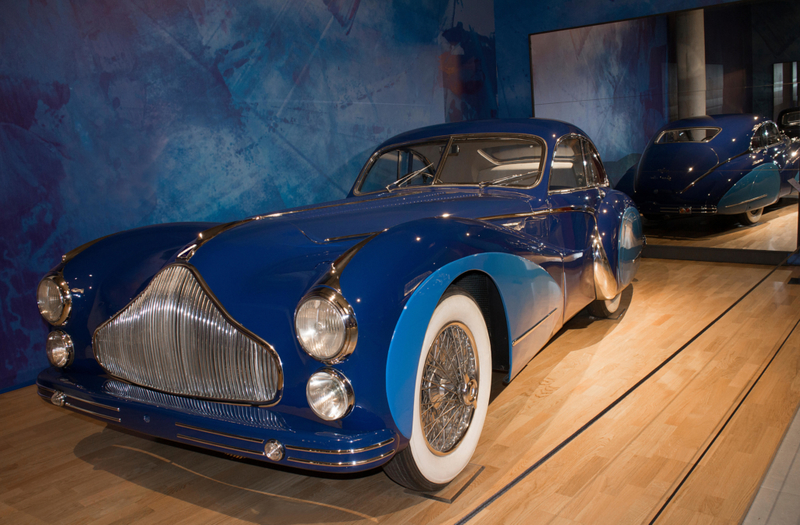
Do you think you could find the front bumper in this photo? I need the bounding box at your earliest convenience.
[37,367,397,473]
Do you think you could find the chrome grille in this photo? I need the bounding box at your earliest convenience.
[93,265,282,404]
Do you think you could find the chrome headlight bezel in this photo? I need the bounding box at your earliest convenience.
[46,330,74,368]
[294,288,357,364]
[37,274,72,326]
[306,368,355,421]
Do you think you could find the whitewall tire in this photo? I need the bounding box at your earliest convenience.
[384,289,491,491]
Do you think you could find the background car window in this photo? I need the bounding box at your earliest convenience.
[359,141,445,193]
[582,140,607,186]
[656,128,719,143]
[436,138,544,186]
[781,111,800,127]
[549,137,586,191]
[751,124,769,149]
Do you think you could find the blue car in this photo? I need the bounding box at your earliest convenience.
[35,119,643,491]
[632,114,800,224]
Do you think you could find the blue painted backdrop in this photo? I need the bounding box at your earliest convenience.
[0,0,497,392]
[0,0,751,392]
[530,17,668,185]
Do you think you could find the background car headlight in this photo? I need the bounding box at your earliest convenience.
[37,275,71,325]
[295,289,357,362]
[306,369,354,421]
[46,331,74,367]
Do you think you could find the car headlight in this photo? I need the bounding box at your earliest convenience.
[306,369,354,421]
[37,274,71,325]
[294,288,357,363]
[46,331,74,367]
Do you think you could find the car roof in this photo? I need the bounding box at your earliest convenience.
[659,114,769,140]
[377,118,587,150]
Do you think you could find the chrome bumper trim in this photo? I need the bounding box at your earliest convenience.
[287,449,395,467]
[285,438,395,456]
[65,402,122,423]
[177,434,265,456]
[175,423,264,444]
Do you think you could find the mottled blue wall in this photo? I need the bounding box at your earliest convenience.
[0,0,497,392]
[530,17,668,185]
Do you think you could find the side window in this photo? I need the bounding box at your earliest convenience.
[436,137,544,186]
[751,124,768,150]
[582,140,608,187]
[766,122,781,145]
[549,136,586,191]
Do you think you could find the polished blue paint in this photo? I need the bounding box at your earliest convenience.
[633,114,800,216]
[35,119,642,475]
[385,252,560,439]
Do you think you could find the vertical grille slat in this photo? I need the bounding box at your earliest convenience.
[93,265,282,404]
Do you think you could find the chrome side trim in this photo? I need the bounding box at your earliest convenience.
[284,438,395,456]
[724,194,768,208]
[286,449,395,467]
[658,205,718,214]
[322,231,384,292]
[64,402,121,423]
[176,219,257,261]
[512,308,557,347]
[175,423,264,444]
[177,434,265,456]
[563,252,583,263]
[478,205,596,222]
[323,231,381,243]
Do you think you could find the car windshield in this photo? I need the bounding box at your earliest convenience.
[656,127,720,144]
[359,136,545,193]
[781,111,800,127]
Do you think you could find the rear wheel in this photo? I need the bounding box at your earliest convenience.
[384,290,491,492]
[739,207,763,225]
[588,291,622,318]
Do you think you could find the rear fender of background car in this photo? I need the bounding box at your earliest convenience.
[335,216,564,440]
[717,162,782,214]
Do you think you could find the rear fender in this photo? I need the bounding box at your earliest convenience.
[594,192,643,299]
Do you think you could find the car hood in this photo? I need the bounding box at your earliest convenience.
[184,188,534,327]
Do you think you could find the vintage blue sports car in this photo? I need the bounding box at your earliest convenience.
[631,114,800,224]
[35,119,643,491]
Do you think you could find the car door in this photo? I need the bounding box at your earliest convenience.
[546,135,607,321]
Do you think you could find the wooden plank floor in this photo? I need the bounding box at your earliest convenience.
[645,198,798,252]
[2,259,799,524]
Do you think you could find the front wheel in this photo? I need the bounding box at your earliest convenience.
[739,207,763,225]
[384,290,491,492]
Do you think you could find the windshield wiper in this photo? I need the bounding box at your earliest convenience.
[386,163,434,192]
[479,170,539,188]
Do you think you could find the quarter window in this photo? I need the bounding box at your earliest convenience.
[549,137,586,191]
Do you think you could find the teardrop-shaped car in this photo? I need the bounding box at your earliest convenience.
[35,119,643,491]
[632,114,800,225]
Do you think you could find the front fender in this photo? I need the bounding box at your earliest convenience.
[337,217,562,439]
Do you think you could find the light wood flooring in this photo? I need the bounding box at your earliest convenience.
[2,258,800,524]
[645,198,798,252]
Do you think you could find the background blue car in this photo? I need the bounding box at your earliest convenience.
[35,118,643,491]
[631,114,800,224]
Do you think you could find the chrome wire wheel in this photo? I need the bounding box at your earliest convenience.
[420,322,479,455]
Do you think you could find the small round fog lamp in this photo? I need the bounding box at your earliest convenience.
[46,331,74,368]
[306,369,354,421]
[264,439,284,461]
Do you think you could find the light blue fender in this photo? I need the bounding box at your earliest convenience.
[718,162,781,214]
[385,252,561,439]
